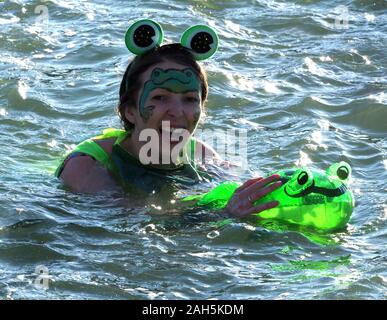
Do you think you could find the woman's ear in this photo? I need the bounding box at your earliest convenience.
[124,105,137,126]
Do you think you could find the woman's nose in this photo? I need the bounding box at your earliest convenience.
[166,97,184,117]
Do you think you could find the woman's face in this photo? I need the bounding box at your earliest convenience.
[125,60,203,162]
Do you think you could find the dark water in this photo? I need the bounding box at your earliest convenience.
[0,0,386,299]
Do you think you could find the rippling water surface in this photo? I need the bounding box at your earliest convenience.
[0,0,386,299]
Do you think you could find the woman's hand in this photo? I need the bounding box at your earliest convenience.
[224,174,283,217]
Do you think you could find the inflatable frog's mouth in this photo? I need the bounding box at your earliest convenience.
[281,177,348,198]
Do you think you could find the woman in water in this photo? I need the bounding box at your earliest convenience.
[55,21,282,217]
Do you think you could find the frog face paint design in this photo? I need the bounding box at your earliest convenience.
[141,105,156,123]
[139,67,201,121]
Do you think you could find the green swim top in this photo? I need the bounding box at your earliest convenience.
[55,128,211,192]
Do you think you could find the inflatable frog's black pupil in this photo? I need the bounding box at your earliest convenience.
[337,166,349,180]
[298,172,308,185]
[191,32,213,54]
[134,25,155,48]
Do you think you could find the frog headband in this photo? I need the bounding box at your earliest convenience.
[125,19,219,61]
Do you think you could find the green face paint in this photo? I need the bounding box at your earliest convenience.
[141,105,155,122]
[139,67,201,121]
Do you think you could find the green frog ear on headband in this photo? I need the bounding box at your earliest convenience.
[180,25,219,60]
[125,19,164,55]
[125,21,218,60]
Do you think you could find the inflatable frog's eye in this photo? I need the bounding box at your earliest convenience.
[326,162,351,181]
[286,168,314,196]
[125,19,164,55]
[180,25,219,60]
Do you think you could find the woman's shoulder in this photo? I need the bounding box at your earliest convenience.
[59,137,117,193]
[194,138,238,171]
[59,153,116,193]
[194,138,223,163]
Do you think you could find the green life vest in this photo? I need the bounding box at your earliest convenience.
[55,128,128,178]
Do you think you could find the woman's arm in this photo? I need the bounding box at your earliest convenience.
[59,155,117,193]
[194,140,283,218]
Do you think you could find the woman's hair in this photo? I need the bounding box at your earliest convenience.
[117,43,208,131]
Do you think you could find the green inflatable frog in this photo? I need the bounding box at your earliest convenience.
[183,162,355,232]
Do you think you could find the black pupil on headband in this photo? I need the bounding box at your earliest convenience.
[191,32,213,53]
[134,25,156,48]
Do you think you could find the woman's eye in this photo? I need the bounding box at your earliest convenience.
[185,97,199,103]
[152,95,166,101]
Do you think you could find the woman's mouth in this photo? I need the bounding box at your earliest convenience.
[159,127,187,134]
[159,124,189,143]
